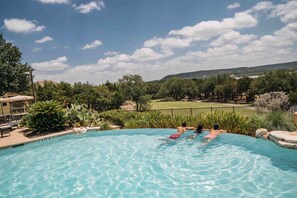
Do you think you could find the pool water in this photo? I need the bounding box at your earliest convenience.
[0,129,297,197]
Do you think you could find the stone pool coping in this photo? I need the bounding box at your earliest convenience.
[0,127,103,150]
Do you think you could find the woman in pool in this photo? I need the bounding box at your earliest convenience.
[169,122,195,139]
[203,124,226,144]
[186,124,206,139]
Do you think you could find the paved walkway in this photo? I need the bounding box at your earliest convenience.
[0,125,120,149]
[0,128,75,149]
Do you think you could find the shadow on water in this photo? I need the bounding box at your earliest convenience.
[219,133,297,172]
[156,131,297,172]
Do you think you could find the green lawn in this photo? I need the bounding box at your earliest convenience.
[150,100,256,116]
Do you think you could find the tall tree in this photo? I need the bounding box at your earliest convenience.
[0,34,31,96]
[118,74,147,111]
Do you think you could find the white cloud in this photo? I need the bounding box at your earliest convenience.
[104,51,119,56]
[35,36,53,43]
[210,31,257,46]
[4,18,45,33]
[130,47,172,62]
[243,22,297,53]
[144,37,192,49]
[31,1,297,84]
[82,40,103,50]
[73,1,105,14]
[32,56,69,71]
[227,3,240,10]
[245,1,275,14]
[37,0,70,4]
[169,12,257,40]
[33,48,42,52]
[270,0,297,23]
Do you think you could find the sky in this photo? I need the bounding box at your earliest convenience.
[0,0,297,84]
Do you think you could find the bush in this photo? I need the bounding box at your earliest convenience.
[21,100,66,133]
[100,121,112,130]
[98,110,140,127]
[262,111,297,131]
[289,90,297,105]
[119,110,262,135]
[65,104,100,127]
[254,92,290,113]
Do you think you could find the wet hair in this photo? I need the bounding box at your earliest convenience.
[213,124,219,130]
[182,122,187,127]
[195,124,203,134]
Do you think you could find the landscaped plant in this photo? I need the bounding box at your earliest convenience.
[262,111,297,131]
[20,100,66,133]
[99,109,141,127]
[65,104,100,127]
[289,90,297,105]
[99,121,112,130]
[254,92,290,113]
[105,110,262,135]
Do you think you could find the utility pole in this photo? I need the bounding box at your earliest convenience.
[29,69,36,103]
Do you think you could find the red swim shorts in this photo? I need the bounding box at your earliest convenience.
[169,134,181,139]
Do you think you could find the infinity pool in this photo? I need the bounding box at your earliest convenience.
[0,129,297,197]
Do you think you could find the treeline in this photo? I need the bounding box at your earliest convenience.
[35,74,149,111]
[35,69,297,111]
[152,69,297,103]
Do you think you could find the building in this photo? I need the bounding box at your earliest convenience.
[0,95,33,115]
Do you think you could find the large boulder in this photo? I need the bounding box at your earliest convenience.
[268,131,297,149]
[255,128,268,138]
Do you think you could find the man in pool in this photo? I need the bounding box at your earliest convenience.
[185,124,205,139]
[168,122,195,139]
[202,124,226,144]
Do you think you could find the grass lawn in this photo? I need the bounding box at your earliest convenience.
[150,100,256,116]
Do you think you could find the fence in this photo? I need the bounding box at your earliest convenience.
[148,105,254,116]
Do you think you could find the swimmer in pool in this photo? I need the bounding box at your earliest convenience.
[169,122,195,139]
[186,124,206,139]
[202,124,226,144]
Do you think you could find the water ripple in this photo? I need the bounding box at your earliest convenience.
[0,130,297,198]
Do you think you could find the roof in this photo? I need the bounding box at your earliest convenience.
[0,95,34,103]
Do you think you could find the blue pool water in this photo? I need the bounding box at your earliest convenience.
[0,129,297,198]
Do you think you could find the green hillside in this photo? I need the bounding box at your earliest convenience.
[162,61,297,80]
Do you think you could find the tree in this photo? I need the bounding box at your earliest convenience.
[254,92,290,113]
[0,34,31,96]
[237,77,252,103]
[158,77,186,100]
[118,74,147,111]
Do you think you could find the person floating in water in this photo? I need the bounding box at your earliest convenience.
[169,122,195,139]
[202,124,226,144]
[186,124,206,139]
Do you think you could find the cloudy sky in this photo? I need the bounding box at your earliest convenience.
[1,0,297,84]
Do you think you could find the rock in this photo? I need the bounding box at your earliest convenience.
[268,131,297,149]
[294,112,297,126]
[255,128,268,138]
[73,127,87,134]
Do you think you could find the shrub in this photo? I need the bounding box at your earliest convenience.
[254,92,290,113]
[22,100,66,133]
[289,90,297,105]
[262,111,297,131]
[122,110,261,135]
[65,104,100,127]
[100,121,112,130]
[98,110,140,127]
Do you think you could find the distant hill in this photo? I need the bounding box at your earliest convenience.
[161,61,297,80]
